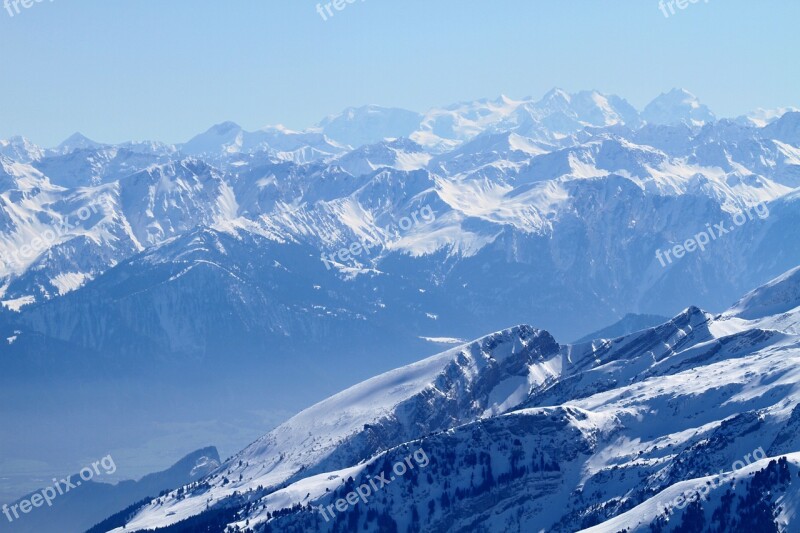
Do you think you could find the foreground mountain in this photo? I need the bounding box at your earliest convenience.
[100,266,800,532]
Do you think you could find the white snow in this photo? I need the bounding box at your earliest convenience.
[419,336,466,344]
[50,272,91,295]
[2,295,35,311]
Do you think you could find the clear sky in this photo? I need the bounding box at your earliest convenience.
[1,0,798,146]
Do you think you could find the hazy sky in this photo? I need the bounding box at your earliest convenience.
[1,0,798,146]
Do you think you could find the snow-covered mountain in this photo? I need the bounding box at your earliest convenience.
[411,90,642,151]
[180,122,347,164]
[5,87,797,331]
[54,132,107,155]
[316,105,424,149]
[103,266,800,532]
[2,88,800,520]
[0,136,44,163]
[642,88,716,127]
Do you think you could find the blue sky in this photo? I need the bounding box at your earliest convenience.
[1,0,798,146]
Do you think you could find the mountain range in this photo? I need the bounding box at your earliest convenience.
[98,265,800,532]
[1,87,800,523]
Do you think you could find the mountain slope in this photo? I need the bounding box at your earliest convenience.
[103,266,800,532]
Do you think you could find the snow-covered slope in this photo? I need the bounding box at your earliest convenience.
[579,454,800,532]
[726,265,800,320]
[105,266,800,532]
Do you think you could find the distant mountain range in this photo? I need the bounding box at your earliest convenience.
[101,266,800,532]
[2,89,799,349]
[1,88,799,518]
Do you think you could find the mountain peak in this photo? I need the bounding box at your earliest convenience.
[317,105,422,149]
[762,110,800,144]
[666,87,696,98]
[180,121,245,155]
[541,87,572,104]
[0,135,31,145]
[0,135,44,163]
[643,88,716,126]
[56,131,104,153]
[208,121,242,134]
